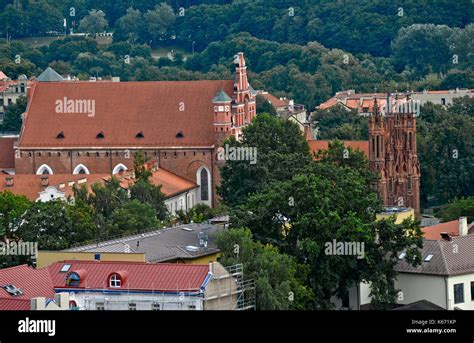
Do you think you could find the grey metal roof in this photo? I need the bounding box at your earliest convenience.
[395,235,474,276]
[392,300,445,311]
[64,223,225,262]
[37,67,64,82]
[212,90,232,103]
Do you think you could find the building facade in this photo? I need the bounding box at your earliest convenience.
[369,97,421,217]
[14,53,256,208]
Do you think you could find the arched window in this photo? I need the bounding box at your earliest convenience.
[73,164,90,175]
[112,163,128,175]
[36,164,53,175]
[196,167,211,205]
[109,274,121,288]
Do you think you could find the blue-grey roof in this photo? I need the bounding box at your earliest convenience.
[64,223,225,263]
[213,90,232,103]
[37,67,64,82]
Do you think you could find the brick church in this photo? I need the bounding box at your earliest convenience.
[308,94,421,217]
[12,52,256,208]
[368,97,421,216]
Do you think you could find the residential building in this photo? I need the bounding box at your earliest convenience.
[259,92,309,131]
[0,72,29,123]
[64,223,224,264]
[0,260,254,311]
[317,88,474,113]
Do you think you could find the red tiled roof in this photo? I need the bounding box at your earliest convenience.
[308,140,369,157]
[259,93,288,108]
[0,264,55,310]
[0,137,16,169]
[49,260,210,292]
[318,97,338,110]
[0,80,15,93]
[0,174,110,201]
[19,80,235,148]
[422,220,459,240]
[149,168,197,197]
[0,71,8,80]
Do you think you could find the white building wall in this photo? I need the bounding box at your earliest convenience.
[394,273,447,309]
[69,292,204,311]
[165,188,199,216]
[447,274,474,310]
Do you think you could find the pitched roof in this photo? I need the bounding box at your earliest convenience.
[0,264,55,310]
[212,90,232,102]
[259,93,288,108]
[64,223,223,262]
[0,174,110,201]
[36,67,64,82]
[0,71,8,80]
[49,260,210,292]
[395,235,474,276]
[422,220,460,240]
[0,137,17,169]
[19,80,235,148]
[308,140,369,157]
[391,300,445,311]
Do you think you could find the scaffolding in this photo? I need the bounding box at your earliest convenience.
[203,263,255,310]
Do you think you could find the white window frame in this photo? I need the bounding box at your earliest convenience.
[36,164,53,175]
[72,164,90,175]
[109,274,121,288]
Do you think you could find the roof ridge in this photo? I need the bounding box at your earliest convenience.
[437,240,451,275]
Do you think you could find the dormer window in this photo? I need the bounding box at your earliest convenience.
[176,131,184,138]
[136,131,144,138]
[56,131,65,139]
[96,131,105,139]
[108,271,127,288]
[109,274,121,288]
[66,270,85,287]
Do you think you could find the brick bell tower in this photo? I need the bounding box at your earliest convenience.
[369,95,421,217]
[231,52,256,140]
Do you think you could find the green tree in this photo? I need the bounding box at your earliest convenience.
[1,96,27,133]
[107,199,159,236]
[0,191,31,236]
[218,113,312,207]
[144,3,175,45]
[216,228,314,310]
[129,180,168,220]
[133,151,152,182]
[78,9,109,35]
[116,7,143,43]
[230,161,422,308]
[436,197,474,224]
[17,201,73,250]
[391,24,454,77]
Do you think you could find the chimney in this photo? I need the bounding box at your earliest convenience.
[288,99,294,112]
[459,217,468,236]
[41,175,49,187]
[5,176,13,187]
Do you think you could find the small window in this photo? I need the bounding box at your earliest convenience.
[96,302,105,311]
[471,282,474,301]
[128,302,137,311]
[96,131,105,139]
[398,252,406,260]
[109,274,121,288]
[60,264,71,273]
[188,304,196,310]
[152,302,160,311]
[454,283,464,304]
[441,98,446,105]
[66,272,81,286]
[176,131,184,138]
[2,284,22,296]
[56,131,65,139]
[424,254,434,262]
[136,131,144,138]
